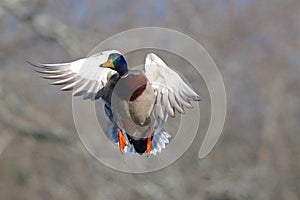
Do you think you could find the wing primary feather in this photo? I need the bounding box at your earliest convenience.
[41,63,71,67]
[182,83,201,101]
[162,90,174,117]
[176,92,193,108]
[153,105,159,119]
[40,71,74,79]
[29,62,70,70]
[169,93,184,114]
[51,75,77,85]
[180,91,193,101]
[33,69,67,74]
[60,78,83,91]
[173,93,186,114]
[181,94,193,108]
[73,80,90,96]
[156,92,165,120]
[154,104,164,120]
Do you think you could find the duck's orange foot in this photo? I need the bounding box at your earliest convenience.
[146,127,152,157]
[118,130,128,154]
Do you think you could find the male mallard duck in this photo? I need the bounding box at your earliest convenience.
[30,50,201,156]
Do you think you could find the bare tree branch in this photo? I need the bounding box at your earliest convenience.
[0,86,77,144]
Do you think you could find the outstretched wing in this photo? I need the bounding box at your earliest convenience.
[144,53,201,119]
[30,50,120,100]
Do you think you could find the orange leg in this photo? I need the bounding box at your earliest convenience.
[146,127,152,156]
[118,130,128,153]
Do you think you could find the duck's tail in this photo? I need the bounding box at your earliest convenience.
[108,125,171,156]
[149,130,171,156]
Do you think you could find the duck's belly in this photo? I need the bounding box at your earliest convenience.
[111,95,155,139]
[111,70,156,139]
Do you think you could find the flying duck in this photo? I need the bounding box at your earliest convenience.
[30,50,201,156]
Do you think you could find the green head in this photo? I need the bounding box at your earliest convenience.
[102,53,128,76]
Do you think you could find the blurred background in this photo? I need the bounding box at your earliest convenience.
[0,0,300,199]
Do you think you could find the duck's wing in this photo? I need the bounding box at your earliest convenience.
[30,50,120,100]
[144,53,201,119]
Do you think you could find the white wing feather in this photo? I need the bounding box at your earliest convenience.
[31,50,120,100]
[145,53,201,119]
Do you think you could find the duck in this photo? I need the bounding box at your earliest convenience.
[30,50,201,156]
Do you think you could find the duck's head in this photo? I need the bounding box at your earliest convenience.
[102,53,128,76]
